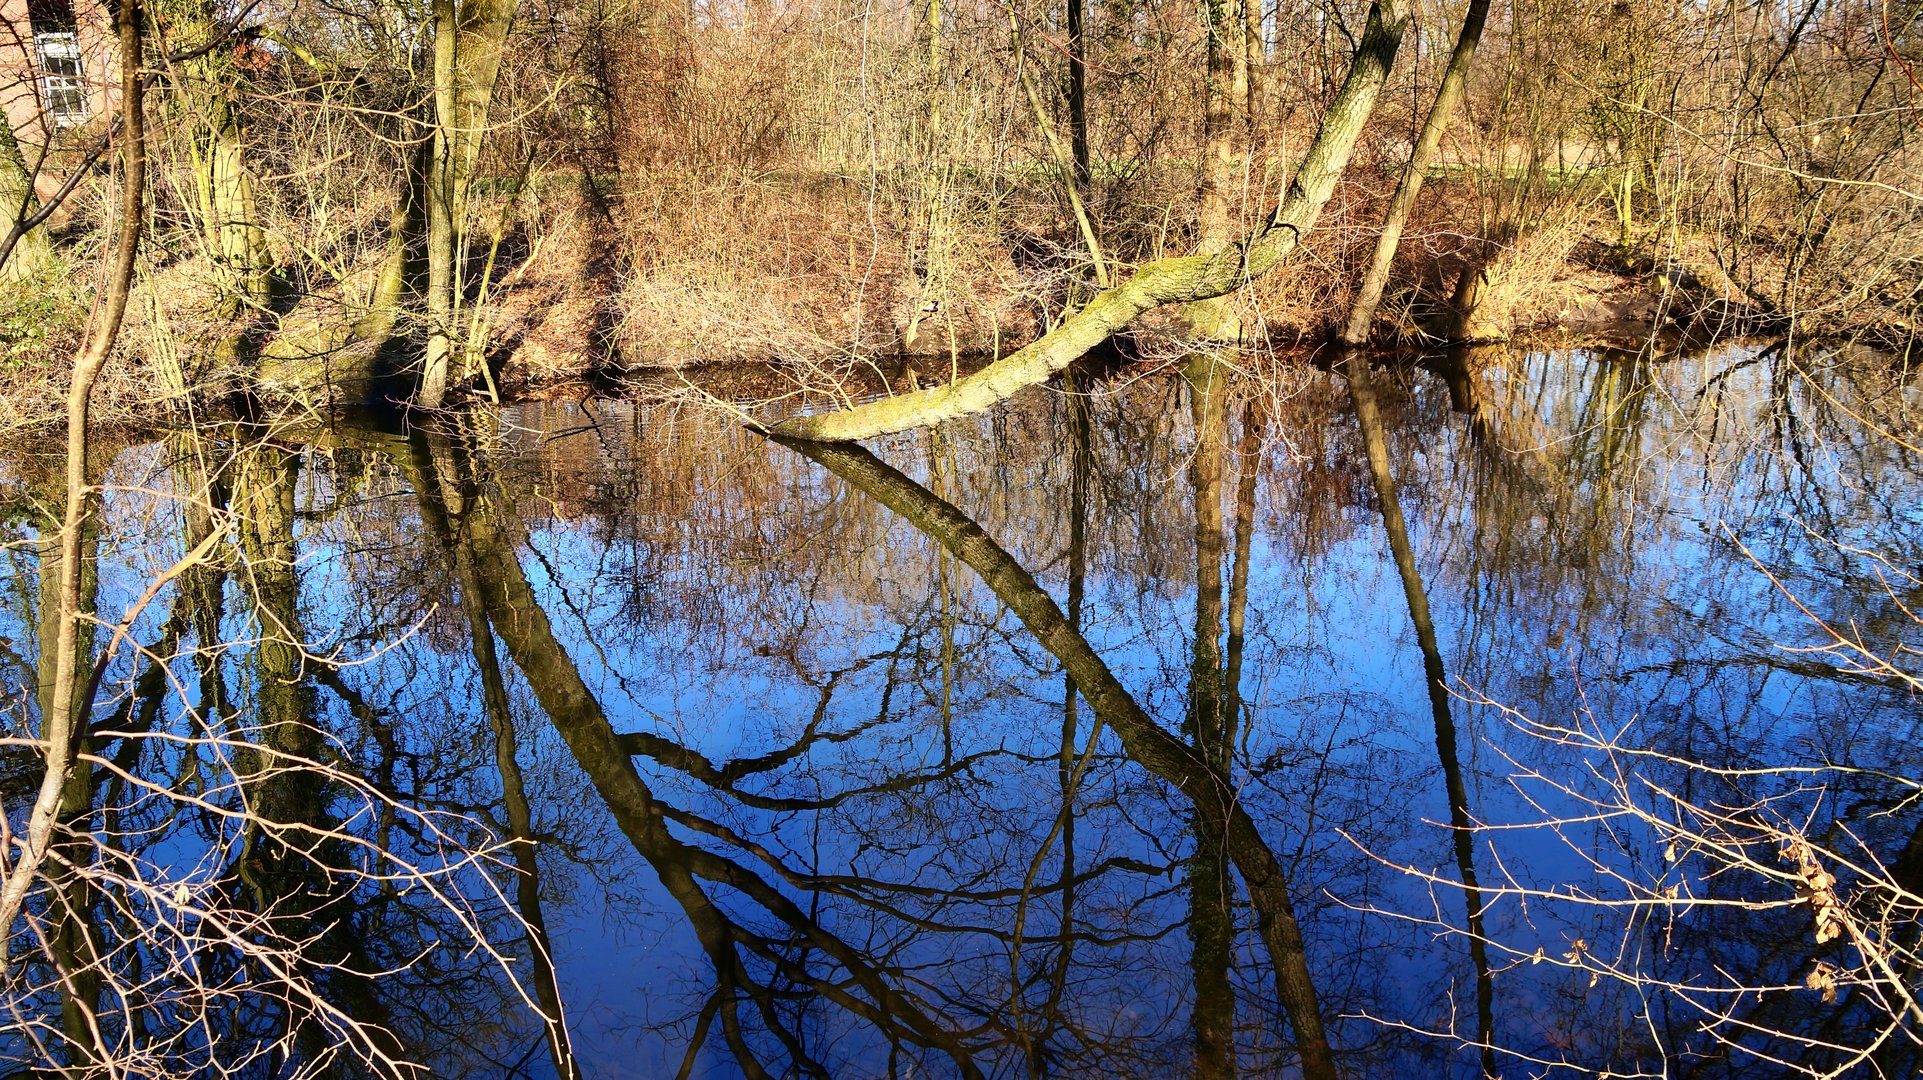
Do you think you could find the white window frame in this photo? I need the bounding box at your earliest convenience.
[33,31,89,129]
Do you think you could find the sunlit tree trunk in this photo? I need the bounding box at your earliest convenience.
[1338,0,1490,344]
[192,95,270,312]
[904,0,948,355]
[1015,49,1109,287]
[421,0,462,409]
[419,0,519,408]
[177,5,272,316]
[0,0,146,957]
[1244,0,1268,149]
[354,141,428,344]
[1185,0,1245,339]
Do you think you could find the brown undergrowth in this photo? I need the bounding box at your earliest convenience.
[0,163,1906,433]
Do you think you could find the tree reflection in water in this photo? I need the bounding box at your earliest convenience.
[2,343,1920,1077]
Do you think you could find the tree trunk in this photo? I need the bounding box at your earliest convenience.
[1067,0,1091,184]
[420,0,518,408]
[255,141,425,398]
[421,0,461,409]
[769,0,1411,442]
[1245,0,1269,149]
[1185,0,1246,339]
[182,12,272,316]
[1338,0,1490,344]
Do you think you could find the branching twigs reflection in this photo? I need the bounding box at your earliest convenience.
[1368,692,1923,1077]
[0,421,549,1077]
[412,429,579,1080]
[781,430,1341,1080]
[1341,347,1923,1077]
[1343,352,1497,1076]
[411,431,994,1079]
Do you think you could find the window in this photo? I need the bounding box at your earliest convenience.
[34,31,88,128]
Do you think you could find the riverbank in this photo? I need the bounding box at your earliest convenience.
[0,171,1911,433]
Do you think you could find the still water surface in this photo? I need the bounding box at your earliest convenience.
[4,344,1920,1077]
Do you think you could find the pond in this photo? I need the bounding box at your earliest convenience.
[3,343,1920,1078]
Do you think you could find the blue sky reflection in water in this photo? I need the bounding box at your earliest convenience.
[3,343,1921,1078]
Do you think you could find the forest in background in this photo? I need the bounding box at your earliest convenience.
[0,0,1917,425]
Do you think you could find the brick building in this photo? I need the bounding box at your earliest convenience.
[2,0,116,150]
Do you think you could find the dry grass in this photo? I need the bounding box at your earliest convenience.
[611,170,1042,368]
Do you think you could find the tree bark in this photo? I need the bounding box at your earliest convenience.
[1245,0,1269,148]
[419,0,519,408]
[769,0,1411,442]
[1338,0,1490,344]
[1185,0,1247,339]
[180,9,272,316]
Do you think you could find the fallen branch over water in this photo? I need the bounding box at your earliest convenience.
[766,0,1409,443]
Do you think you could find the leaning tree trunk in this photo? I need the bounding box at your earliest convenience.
[770,0,1412,442]
[0,120,54,280]
[1338,0,1490,344]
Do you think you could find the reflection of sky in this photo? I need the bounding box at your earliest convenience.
[3,345,1919,1077]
